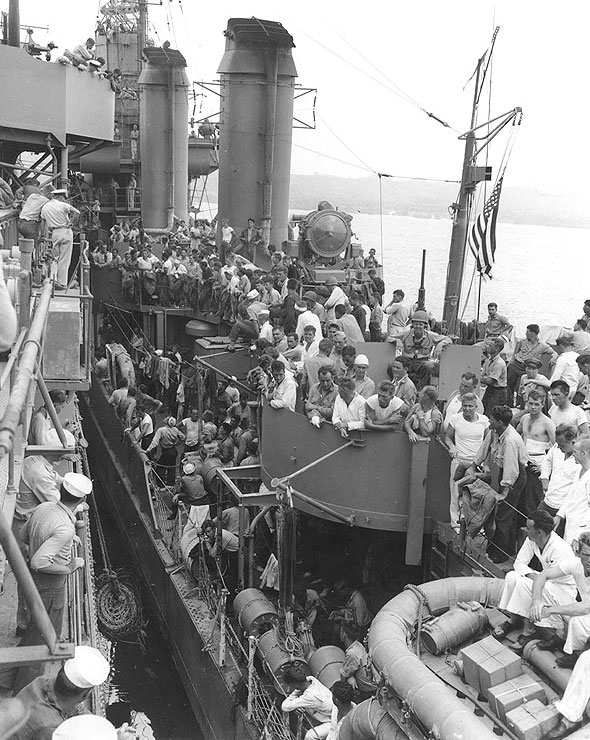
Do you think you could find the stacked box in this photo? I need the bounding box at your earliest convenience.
[486,674,546,723]
[505,699,560,740]
[460,636,522,694]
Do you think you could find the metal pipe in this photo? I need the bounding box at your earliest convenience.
[8,0,20,47]
[0,160,59,179]
[18,269,31,330]
[59,147,68,189]
[280,483,354,526]
[35,370,68,448]
[261,46,279,247]
[0,328,26,390]
[18,238,34,272]
[0,507,58,651]
[0,281,52,458]
[270,440,355,489]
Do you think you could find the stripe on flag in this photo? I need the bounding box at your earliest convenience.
[468,176,503,280]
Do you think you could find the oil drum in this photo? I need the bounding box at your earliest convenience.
[420,604,488,655]
[257,627,309,694]
[233,588,278,637]
[308,645,346,689]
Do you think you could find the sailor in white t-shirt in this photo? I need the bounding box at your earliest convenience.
[444,392,489,530]
[555,440,590,547]
[365,381,407,431]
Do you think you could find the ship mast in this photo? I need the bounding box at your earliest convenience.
[441,54,484,336]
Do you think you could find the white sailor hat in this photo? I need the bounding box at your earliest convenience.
[354,354,369,366]
[52,715,117,740]
[63,646,110,689]
[182,461,196,474]
[154,349,164,356]
[62,472,92,498]
[52,189,68,196]
[246,289,259,299]
[46,428,76,447]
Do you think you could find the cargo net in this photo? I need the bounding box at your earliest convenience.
[192,551,298,740]
[147,466,182,557]
[95,569,146,646]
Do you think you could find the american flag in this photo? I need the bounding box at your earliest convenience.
[468,176,503,280]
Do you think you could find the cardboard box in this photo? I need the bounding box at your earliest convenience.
[486,674,546,723]
[460,636,522,694]
[505,699,560,740]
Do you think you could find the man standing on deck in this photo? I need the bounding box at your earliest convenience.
[445,392,489,532]
[442,371,483,431]
[469,405,528,563]
[518,390,556,516]
[384,289,410,342]
[17,180,49,246]
[239,217,262,262]
[539,424,579,523]
[481,338,508,416]
[15,474,92,691]
[494,510,576,653]
[40,190,80,289]
[323,276,348,323]
[506,324,557,404]
[484,302,513,340]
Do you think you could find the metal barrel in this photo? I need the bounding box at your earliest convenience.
[420,605,489,655]
[233,588,278,637]
[522,640,571,693]
[257,627,309,694]
[308,645,346,689]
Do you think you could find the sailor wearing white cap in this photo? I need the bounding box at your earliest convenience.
[257,309,273,343]
[14,646,116,740]
[353,354,375,399]
[53,715,118,740]
[40,190,80,289]
[16,472,92,677]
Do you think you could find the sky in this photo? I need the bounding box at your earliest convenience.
[6,0,590,198]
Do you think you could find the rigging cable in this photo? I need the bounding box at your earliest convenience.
[282,17,458,134]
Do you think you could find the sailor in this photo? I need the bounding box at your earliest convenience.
[528,530,590,669]
[281,666,334,740]
[395,310,451,390]
[13,646,110,740]
[13,428,76,635]
[28,390,68,445]
[40,190,80,289]
[146,417,184,487]
[52,714,136,739]
[18,473,91,643]
[167,460,207,520]
[493,510,576,653]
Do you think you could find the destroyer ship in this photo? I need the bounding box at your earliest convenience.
[2,2,588,739]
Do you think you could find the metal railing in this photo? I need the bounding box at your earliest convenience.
[0,208,19,251]
[95,187,141,212]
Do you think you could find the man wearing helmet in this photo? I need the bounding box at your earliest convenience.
[396,310,451,389]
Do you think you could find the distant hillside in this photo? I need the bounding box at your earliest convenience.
[288,174,590,229]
